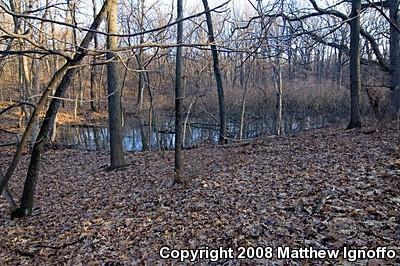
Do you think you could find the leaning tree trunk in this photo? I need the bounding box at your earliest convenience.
[201,0,227,144]
[106,0,125,169]
[11,0,109,218]
[389,0,400,121]
[174,0,184,183]
[347,0,362,129]
[16,69,79,217]
[0,64,68,200]
[0,103,35,212]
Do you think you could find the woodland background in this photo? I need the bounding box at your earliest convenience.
[0,0,400,264]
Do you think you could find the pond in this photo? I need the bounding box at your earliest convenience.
[55,115,338,152]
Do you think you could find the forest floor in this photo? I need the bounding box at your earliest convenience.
[0,126,400,265]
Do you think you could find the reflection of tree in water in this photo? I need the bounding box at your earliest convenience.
[56,113,341,152]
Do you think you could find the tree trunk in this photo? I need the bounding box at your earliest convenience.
[106,0,125,169]
[183,96,197,147]
[90,62,99,112]
[336,45,344,89]
[346,0,362,129]
[17,69,79,217]
[389,0,400,120]
[0,63,67,201]
[202,0,227,144]
[239,85,247,140]
[0,169,17,212]
[273,61,284,136]
[174,0,184,183]
[50,113,58,142]
[90,0,99,112]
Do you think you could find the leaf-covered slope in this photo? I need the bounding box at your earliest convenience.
[0,128,399,265]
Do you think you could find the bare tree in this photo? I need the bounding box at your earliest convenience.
[10,0,109,218]
[388,0,400,120]
[201,0,226,144]
[174,0,184,183]
[106,0,125,169]
[347,0,362,129]
[90,0,100,112]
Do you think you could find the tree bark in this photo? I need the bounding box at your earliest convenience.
[17,68,79,217]
[135,1,149,151]
[106,0,125,169]
[90,0,99,112]
[0,169,17,212]
[336,38,344,89]
[272,60,284,135]
[201,0,227,144]
[389,0,400,120]
[239,80,248,140]
[347,0,362,129]
[174,0,184,183]
[0,64,67,200]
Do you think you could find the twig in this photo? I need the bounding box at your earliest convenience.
[15,249,35,257]
[34,237,84,250]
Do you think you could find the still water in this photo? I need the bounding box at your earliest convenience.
[55,115,333,152]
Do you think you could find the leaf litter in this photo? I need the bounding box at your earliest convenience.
[0,127,399,265]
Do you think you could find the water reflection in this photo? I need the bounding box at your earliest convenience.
[55,115,337,152]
